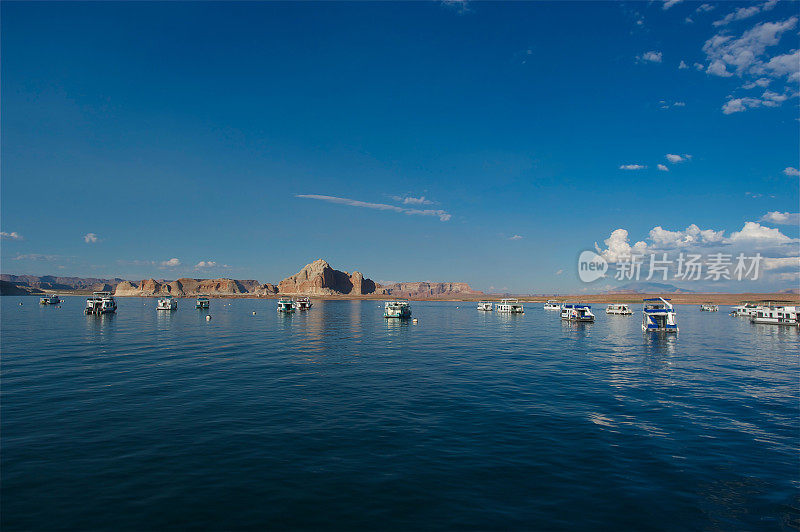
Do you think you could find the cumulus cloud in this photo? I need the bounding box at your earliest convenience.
[297,194,451,221]
[678,60,689,69]
[195,261,218,269]
[160,258,181,267]
[619,164,647,170]
[658,164,669,171]
[1,231,23,240]
[760,211,800,225]
[638,51,663,63]
[83,233,99,244]
[594,229,649,263]
[783,167,800,177]
[594,222,797,263]
[665,153,688,163]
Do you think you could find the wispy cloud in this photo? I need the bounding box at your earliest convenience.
[662,0,683,10]
[160,258,181,267]
[555,269,564,275]
[83,232,99,244]
[509,234,523,241]
[761,211,800,225]
[658,164,669,172]
[195,260,217,269]
[1,231,23,240]
[713,0,777,27]
[619,164,647,170]
[296,194,452,221]
[392,195,434,206]
[13,253,58,261]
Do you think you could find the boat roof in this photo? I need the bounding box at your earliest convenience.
[500,298,519,303]
[564,303,591,309]
[643,297,671,301]
[385,299,409,303]
[93,291,112,296]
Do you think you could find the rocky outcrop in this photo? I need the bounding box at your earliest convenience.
[378,282,481,298]
[115,278,278,297]
[0,280,45,295]
[278,259,376,295]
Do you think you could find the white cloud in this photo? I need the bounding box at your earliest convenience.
[160,258,181,267]
[742,77,771,89]
[399,196,433,205]
[195,261,218,269]
[555,269,564,276]
[509,234,523,241]
[679,60,689,69]
[783,167,800,177]
[665,153,685,163]
[704,17,797,78]
[762,256,800,271]
[297,194,451,221]
[638,51,663,63]
[722,97,762,113]
[727,221,794,245]
[662,0,683,10]
[760,211,800,225]
[594,229,649,262]
[696,3,715,13]
[13,253,57,261]
[1,231,23,240]
[713,4,763,27]
[83,232,99,244]
[594,222,797,264]
[619,164,647,170]
[658,164,669,171]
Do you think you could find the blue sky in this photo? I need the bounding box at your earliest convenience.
[2,1,798,293]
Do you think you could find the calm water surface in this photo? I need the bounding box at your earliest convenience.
[2,297,798,530]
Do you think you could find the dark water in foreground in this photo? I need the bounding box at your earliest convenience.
[2,296,798,530]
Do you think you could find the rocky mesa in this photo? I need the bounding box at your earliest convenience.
[115,278,278,297]
[277,259,376,295]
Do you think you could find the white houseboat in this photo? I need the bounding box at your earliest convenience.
[561,303,595,322]
[750,304,798,326]
[544,300,561,311]
[730,302,758,317]
[157,295,177,311]
[384,300,412,319]
[700,303,718,312]
[277,298,295,313]
[642,297,678,332]
[295,297,313,311]
[196,295,210,309]
[40,294,61,305]
[477,301,493,311]
[85,292,117,315]
[606,303,632,315]
[496,299,524,313]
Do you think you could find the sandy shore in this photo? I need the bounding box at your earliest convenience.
[31,290,800,306]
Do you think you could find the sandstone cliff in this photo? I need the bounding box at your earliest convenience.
[378,281,480,298]
[114,278,278,297]
[277,259,376,295]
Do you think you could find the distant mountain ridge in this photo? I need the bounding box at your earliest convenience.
[2,259,481,298]
[605,281,694,294]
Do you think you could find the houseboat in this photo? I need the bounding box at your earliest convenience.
[40,294,61,305]
[750,304,798,326]
[642,297,678,332]
[561,303,595,322]
[730,302,758,317]
[477,301,493,311]
[700,303,718,312]
[384,300,412,319]
[295,297,313,311]
[85,292,117,315]
[496,299,524,313]
[157,295,177,311]
[277,298,295,313]
[606,303,632,315]
[196,295,210,309]
[544,300,561,311]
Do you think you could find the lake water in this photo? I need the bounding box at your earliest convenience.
[2,296,798,530]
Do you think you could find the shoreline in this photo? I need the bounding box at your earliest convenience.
[15,291,800,306]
